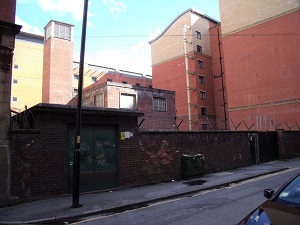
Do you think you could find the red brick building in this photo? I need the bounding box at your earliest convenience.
[149,8,226,131]
[219,0,300,131]
[68,81,177,131]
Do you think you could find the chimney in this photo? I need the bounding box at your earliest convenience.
[42,20,74,104]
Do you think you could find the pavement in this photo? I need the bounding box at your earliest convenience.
[1,157,300,225]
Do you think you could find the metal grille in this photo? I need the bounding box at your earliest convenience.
[153,97,166,111]
[54,23,71,40]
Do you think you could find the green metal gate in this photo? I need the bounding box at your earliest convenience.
[68,124,118,193]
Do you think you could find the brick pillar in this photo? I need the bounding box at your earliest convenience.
[0,20,21,207]
[42,20,74,104]
[276,129,286,160]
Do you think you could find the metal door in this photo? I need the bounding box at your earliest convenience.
[68,124,118,193]
[258,132,279,163]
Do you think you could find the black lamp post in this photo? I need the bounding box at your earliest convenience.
[72,0,88,208]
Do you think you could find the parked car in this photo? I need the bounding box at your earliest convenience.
[238,173,300,225]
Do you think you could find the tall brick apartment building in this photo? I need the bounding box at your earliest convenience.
[149,8,226,131]
[0,0,21,207]
[219,0,300,131]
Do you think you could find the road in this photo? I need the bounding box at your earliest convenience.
[69,168,300,225]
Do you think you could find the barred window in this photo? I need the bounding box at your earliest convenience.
[153,97,166,111]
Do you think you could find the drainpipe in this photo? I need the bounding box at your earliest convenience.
[183,24,192,131]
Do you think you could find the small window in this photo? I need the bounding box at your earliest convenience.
[202,123,208,130]
[12,97,17,102]
[200,91,206,100]
[13,64,19,70]
[107,78,113,82]
[201,107,207,115]
[136,83,140,86]
[94,93,104,107]
[122,81,127,84]
[72,88,78,97]
[153,97,167,111]
[73,74,79,80]
[197,45,202,54]
[199,75,205,84]
[196,31,201,39]
[198,60,204,68]
[120,93,136,109]
[13,79,18,84]
[149,85,153,88]
[91,77,97,83]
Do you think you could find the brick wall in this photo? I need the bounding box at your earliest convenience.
[0,0,16,23]
[120,131,251,187]
[11,106,141,200]
[222,10,300,130]
[219,0,299,35]
[11,105,299,201]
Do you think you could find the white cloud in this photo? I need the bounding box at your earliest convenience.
[38,0,94,26]
[133,28,161,51]
[16,16,43,35]
[85,48,151,75]
[103,0,126,19]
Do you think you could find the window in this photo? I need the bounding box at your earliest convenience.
[73,74,79,80]
[196,31,201,39]
[91,77,97,83]
[13,79,18,84]
[201,107,207,115]
[153,97,167,111]
[136,83,140,86]
[199,75,205,84]
[122,81,127,84]
[13,64,18,70]
[107,78,113,82]
[198,60,204,68]
[149,85,153,88]
[200,91,206,100]
[94,93,104,107]
[72,88,78,97]
[120,93,136,109]
[197,45,202,54]
[12,97,17,102]
[82,98,90,106]
[202,123,208,130]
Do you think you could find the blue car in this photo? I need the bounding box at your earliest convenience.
[239,173,300,225]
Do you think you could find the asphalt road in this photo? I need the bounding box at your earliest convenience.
[69,168,300,225]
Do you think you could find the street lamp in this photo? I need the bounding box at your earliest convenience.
[72,0,88,208]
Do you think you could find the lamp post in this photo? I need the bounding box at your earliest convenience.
[72,0,88,208]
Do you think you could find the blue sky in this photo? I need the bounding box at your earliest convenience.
[16,0,220,74]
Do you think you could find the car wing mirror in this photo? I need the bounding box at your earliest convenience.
[264,189,274,199]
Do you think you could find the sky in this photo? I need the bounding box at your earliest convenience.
[16,0,220,75]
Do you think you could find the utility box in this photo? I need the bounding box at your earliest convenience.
[181,154,205,179]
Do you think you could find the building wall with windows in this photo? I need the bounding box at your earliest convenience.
[67,81,177,131]
[219,0,300,130]
[11,20,153,110]
[149,8,224,131]
[11,32,44,110]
